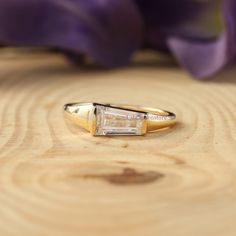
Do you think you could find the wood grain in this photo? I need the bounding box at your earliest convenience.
[1,50,236,236]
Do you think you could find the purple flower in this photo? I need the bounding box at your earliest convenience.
[0,0,234,79]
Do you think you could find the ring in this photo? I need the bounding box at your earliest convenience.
[64,102,176,136]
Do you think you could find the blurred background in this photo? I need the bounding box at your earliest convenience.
[0,0,228,79]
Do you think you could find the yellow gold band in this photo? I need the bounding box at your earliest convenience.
[64,102,176,136]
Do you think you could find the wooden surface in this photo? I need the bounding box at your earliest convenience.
[1,50,236,236]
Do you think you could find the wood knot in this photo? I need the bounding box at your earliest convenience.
[106,168,164,185]
[82,168,164,186]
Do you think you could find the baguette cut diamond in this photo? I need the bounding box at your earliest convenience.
[95,105,146,136]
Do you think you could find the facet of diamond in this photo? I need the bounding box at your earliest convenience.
[95,105,146,136]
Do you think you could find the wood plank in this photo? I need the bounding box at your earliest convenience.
[0,50,236,236]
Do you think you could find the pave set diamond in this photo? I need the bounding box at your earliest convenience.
[95,105,146,136]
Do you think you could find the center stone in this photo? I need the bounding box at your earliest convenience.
[95,105,146,136]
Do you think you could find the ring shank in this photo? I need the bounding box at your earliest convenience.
[64,103,94,132]
[146,112,176,132]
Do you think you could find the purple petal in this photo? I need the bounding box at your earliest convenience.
[168,0,236,79]
[0,0,143,67]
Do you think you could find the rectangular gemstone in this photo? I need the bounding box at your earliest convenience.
[95,105,145,136]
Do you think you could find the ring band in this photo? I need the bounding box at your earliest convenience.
[64,102,176,136]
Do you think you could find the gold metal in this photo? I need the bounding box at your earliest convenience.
[64,102,176,136]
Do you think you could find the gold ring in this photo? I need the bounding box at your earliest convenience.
[64,102,176,136]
